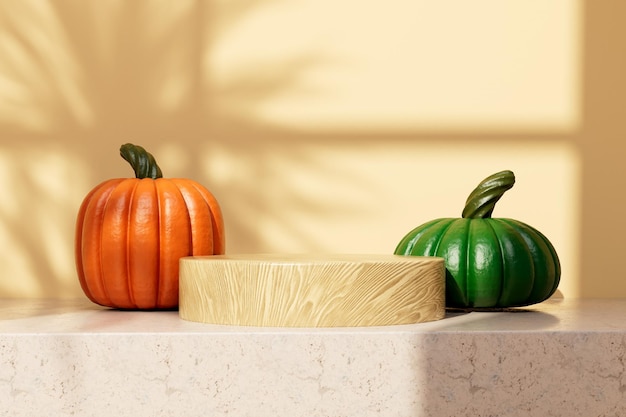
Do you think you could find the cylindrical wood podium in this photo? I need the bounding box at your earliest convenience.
[179,254,445,327]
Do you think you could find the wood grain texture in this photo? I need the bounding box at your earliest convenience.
[179,254,445,327]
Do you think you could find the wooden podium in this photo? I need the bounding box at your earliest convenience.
[179,254,445,327]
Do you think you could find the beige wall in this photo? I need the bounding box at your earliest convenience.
[0,0,622,299]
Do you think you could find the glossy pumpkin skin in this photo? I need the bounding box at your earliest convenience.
[395,170,560,309]
[75,144,225,309]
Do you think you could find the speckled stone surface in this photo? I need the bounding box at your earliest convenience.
[1,297,625,416]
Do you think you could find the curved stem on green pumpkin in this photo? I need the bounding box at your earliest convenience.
[120,143,163,179]
[461,170,515,219]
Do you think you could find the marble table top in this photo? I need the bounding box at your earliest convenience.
[2,296,625,417]
[0,296,623,334]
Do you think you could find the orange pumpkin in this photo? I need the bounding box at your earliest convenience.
[75,143,225,309]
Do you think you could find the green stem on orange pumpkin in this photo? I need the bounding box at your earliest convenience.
[120,143,163,179]
[461,170,515,219]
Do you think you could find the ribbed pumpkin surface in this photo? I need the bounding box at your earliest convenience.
[395,217,560,308]
[75,144,224,309]
[394,170,560,309]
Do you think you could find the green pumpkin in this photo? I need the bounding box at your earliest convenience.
[394,170,560,309]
